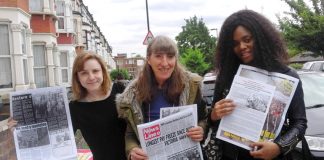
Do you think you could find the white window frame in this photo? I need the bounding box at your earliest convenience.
[117,59,123,65]
[33,44,48,88]
[58,17,65,30]
[56,1,65,16]
[60,52,69,83]
[21,26,29,85]
[73,19,78,33]
[0,23,13,89]
[56,1,66,30]
[29,0,43,12]
[23,59,29,84]
[21,28,27,55]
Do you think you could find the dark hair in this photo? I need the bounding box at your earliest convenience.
[213,9,288,102]
[135,35,185,104]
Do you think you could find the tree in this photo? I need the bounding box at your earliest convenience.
[110,69,130,80]
[180,48,210,76]
[278,0,324,57]
[176,16,216,67]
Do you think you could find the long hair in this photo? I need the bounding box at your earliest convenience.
[135,35,185,104]
[213,9,288,103]
[71,51,112,101]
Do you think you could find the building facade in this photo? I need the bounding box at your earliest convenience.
[0,0,33,96]
[0,2,31,158]
[0,1,116,158]
[0,0,115,97]
[114,53,145,79]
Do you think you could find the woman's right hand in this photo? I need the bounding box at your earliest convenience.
[129,147,148,160]
[210,99,236,121]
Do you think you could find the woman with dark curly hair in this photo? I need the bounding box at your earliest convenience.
[206,10,307,160]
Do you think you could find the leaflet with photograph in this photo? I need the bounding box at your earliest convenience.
[137,107,203,160]
[236,65,299,141]
[216,75,275,150]
[160,104,197,122]
[216,65,299,150]
[10,87,77,160]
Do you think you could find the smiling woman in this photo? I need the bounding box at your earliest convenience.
[70,52,127,160]
[206,9,307,160]
[116,35,207,160]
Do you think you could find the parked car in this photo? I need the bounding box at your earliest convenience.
[302,61,324,72]
[296,71,324,159]
[201,70,324,158]
[201,72,217,109]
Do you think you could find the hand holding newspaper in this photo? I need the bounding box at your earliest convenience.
[137,105,204,160]
[216,65,299,150]
[10,87,77,160]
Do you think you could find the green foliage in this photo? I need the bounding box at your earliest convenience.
[289,63,303,69]
[278,0,324,57]
[180,48,210,76]
[287,46,301,58]
[110,69,130,80]
[175,16,216,67]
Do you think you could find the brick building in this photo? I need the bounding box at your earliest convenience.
[114,53,145,79]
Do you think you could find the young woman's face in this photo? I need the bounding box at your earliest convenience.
[148,51,176,87]
[77,59,103,93]
[233,25,254,64]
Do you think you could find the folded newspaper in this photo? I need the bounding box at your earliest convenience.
[216,65,299,150]
[137,105,204,160]
[10,87,77,160]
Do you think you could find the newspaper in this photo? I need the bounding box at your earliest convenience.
[10,87,77,160]
[160,104,197,122]
[216,65,299,150]
[137,107,203,160]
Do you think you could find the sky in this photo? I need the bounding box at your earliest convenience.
[82,0,292,57]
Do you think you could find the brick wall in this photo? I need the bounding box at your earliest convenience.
[0,0,29,13]
[31,15,56,34]
[57,33,74,44]
[0,128,17,160]
[0,97,16,160]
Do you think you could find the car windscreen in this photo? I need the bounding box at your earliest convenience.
[299,73,324,108]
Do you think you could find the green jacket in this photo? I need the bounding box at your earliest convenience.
[116,71,207,158]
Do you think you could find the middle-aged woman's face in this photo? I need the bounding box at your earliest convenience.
[148,51,176,87]
[233,25,254,64]
[77,59,103,93]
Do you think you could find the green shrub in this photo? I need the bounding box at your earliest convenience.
[289,63,303,70]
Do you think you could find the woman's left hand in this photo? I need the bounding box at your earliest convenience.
[250,141,281,160]
[187,126,204,142]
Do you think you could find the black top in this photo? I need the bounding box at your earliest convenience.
[69,87,127,160]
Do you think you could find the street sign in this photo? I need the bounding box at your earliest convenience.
[143,30,154,45]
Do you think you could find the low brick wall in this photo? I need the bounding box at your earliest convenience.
[0,96,17,160]
[0,128,17,160]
